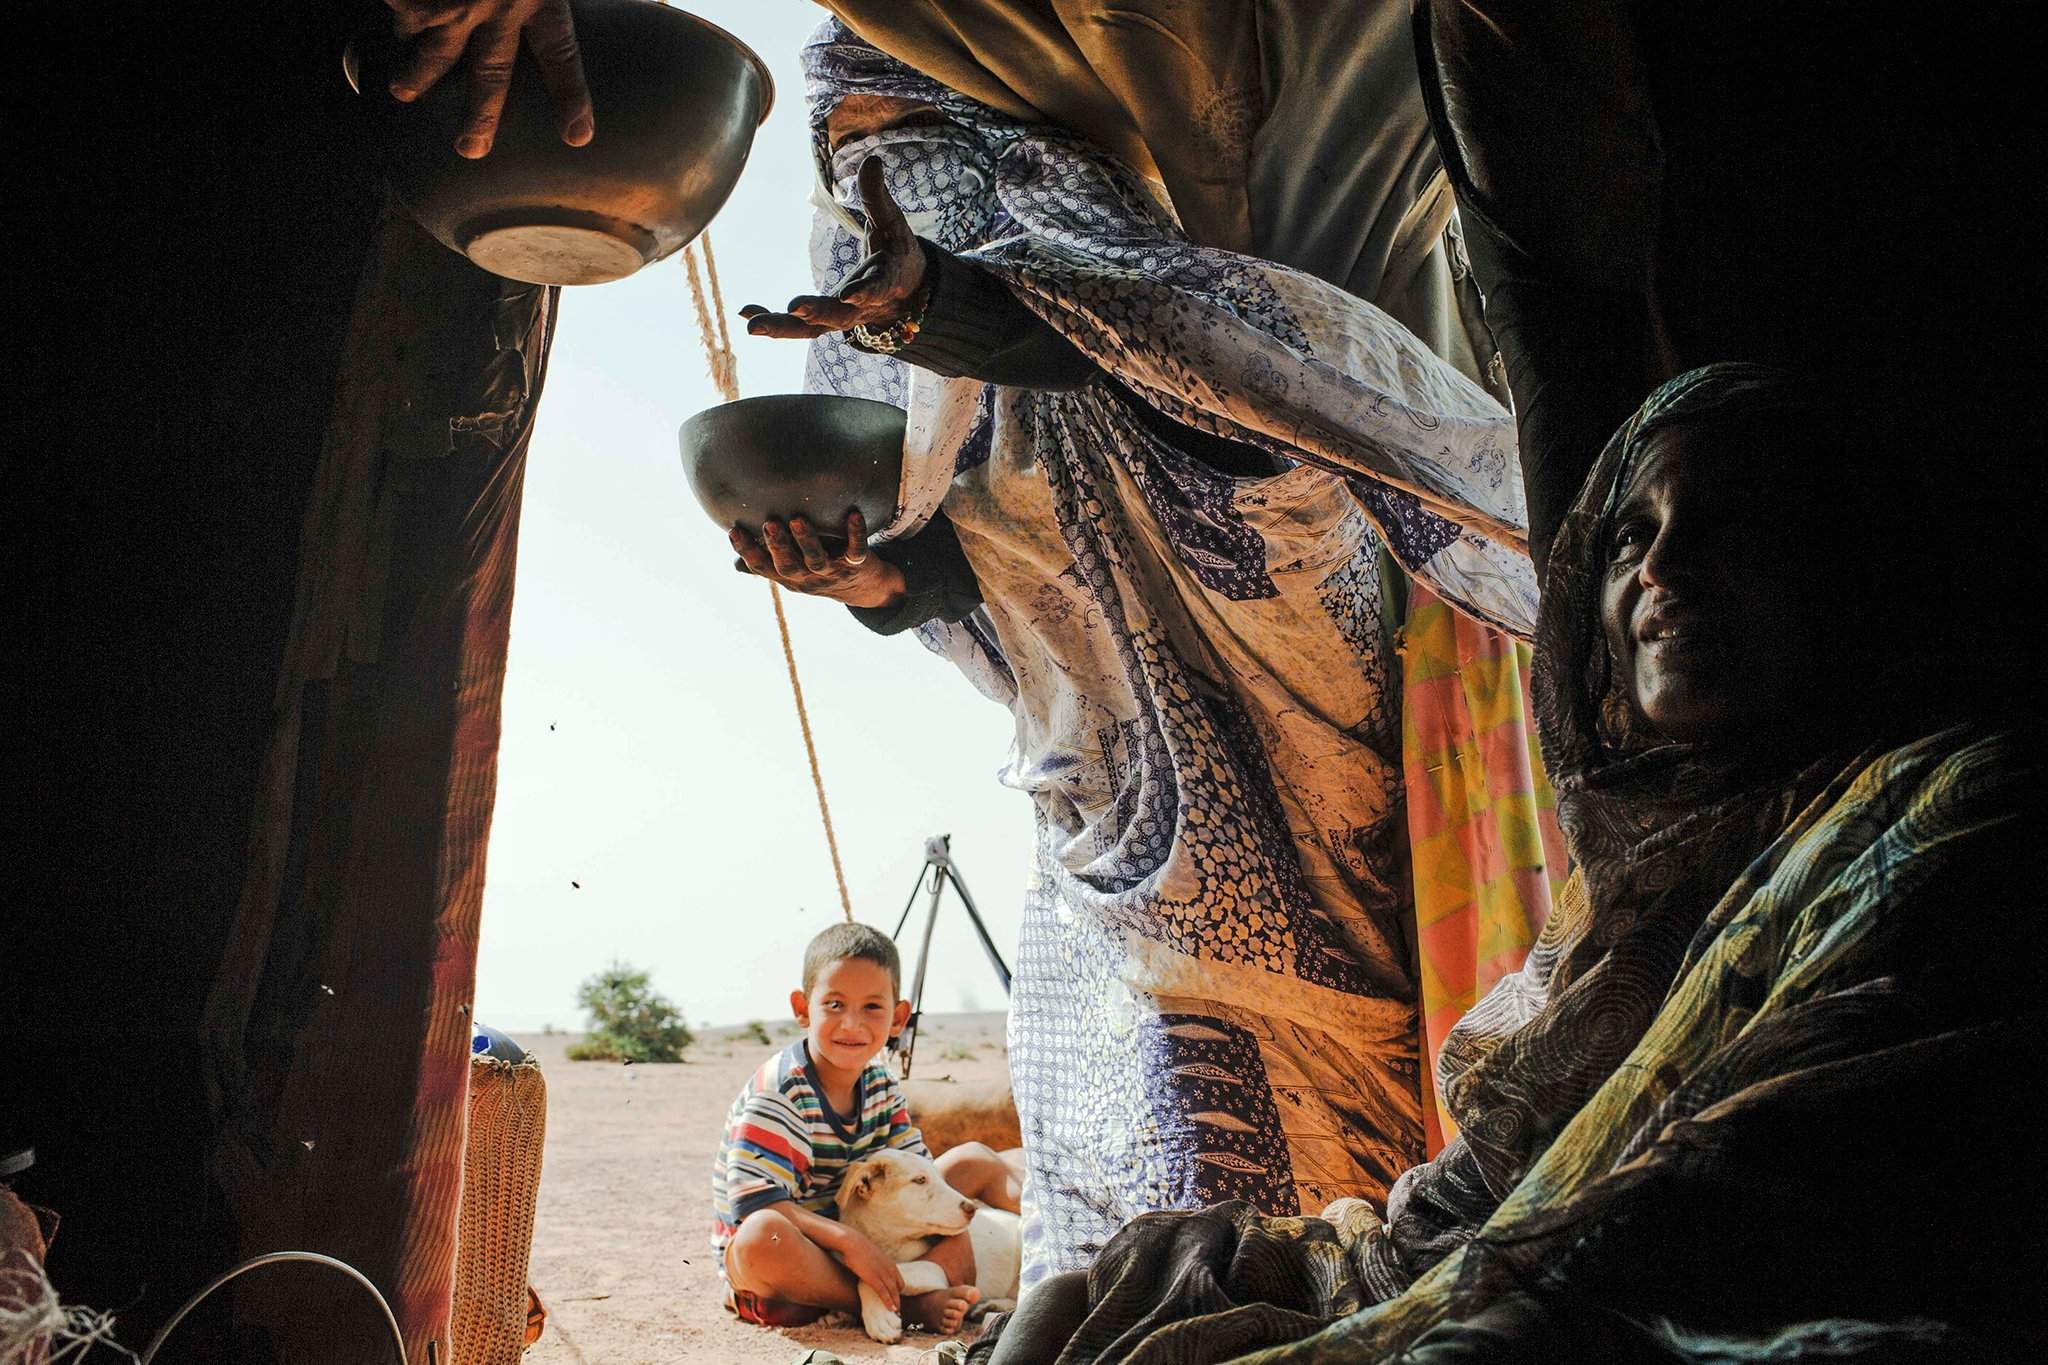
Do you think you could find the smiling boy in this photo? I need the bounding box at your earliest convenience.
[711,922,1015,1334]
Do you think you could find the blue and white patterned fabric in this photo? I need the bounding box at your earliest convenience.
[799,21,1537,1288]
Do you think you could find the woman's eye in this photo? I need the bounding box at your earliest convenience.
[1608,521,1653,564]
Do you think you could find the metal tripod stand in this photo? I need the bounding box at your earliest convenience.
[889,834,1011,1078]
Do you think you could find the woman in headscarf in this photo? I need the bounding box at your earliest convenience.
[729,21,1544,1289]
[971,364,2041,1362]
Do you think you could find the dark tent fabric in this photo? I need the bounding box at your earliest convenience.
[202,205,554,1362]
[1413,0,2040,566]
[12,3,556,1355]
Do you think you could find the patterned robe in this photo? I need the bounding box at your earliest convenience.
[799,22,1536,1285]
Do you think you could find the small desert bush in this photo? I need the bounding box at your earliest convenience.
[567,960,692,1062]
[741,1020,774,1047]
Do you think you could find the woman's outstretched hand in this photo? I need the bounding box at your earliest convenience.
[385,0,594,159]
[730,510,906,610]
[740,157,928,340]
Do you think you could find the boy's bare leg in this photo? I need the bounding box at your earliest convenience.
[936,1141,1024,1213]
[729,1207,977,1334]
[724,1207,860,1317]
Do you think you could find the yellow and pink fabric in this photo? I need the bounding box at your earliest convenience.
[1398,584,1567,1154]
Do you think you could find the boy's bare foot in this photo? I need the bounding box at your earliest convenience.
[905,1283,980,1334]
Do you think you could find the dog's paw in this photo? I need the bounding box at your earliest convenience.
[859,1298,905,1344]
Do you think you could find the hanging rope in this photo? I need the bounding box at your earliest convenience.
[682,236,855,923]
[681,236,740,404]
[763,573,854,922]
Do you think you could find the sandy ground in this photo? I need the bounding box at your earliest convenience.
[522,1013,1012,1365]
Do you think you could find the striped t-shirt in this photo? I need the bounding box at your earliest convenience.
[711,1040,927,1260]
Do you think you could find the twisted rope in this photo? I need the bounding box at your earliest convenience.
[681,236,855,923]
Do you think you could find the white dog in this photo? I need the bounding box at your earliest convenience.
[835,1148,1022,1343]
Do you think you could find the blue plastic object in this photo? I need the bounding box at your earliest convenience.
[471,1021,531,1064]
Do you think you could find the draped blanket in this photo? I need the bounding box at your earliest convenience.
[967,733,2040,1363]
[800,22,1539,1285]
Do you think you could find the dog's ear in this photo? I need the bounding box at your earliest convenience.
[842,1161,882,1205]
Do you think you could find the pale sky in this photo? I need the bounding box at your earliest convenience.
[472,2,1033,1036]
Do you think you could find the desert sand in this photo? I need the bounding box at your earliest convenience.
[522,1013,1012,1365]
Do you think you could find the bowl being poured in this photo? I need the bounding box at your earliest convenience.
[679,395,907,543]
[346,0,772,285]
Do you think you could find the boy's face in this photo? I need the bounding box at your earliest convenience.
[790,956,909,1077]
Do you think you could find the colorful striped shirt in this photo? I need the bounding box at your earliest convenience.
[710,1041,927,1262]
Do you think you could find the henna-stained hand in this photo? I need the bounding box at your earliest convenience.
[729,509,907,610]
[739,157,928,340]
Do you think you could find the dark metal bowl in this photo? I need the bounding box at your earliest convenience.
[346,0,772,285]
[678,395,906,541]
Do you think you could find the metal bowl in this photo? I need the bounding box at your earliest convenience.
[346,0,772,285]
[678,395,906,541]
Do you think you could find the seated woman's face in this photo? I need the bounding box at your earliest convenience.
[1597,426,1843,746]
